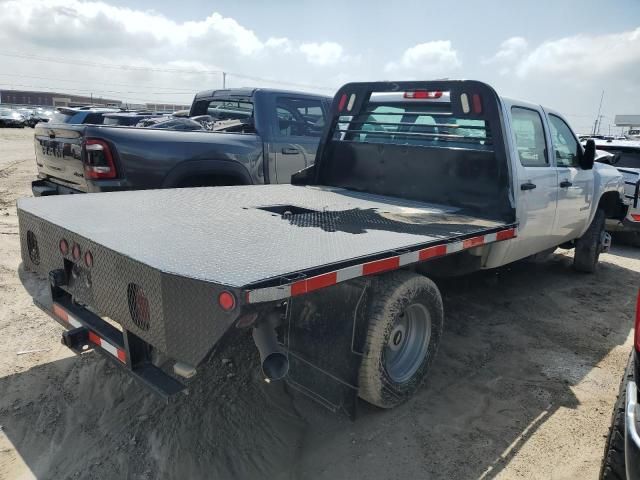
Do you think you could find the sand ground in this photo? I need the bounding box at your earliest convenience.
[0,127,637,479]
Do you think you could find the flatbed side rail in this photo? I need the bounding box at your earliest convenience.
[245,223,518,304]
[617,167,640,208]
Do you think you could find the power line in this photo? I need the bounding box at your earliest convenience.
[0,81,195,96]
[0,72,196,92]
[0,51,335,92]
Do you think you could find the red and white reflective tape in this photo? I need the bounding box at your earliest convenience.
[52,303,126,363]
[246,226,517,304]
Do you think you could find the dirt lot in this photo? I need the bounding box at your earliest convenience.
[0,127,637,480]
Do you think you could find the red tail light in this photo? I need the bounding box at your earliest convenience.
[631,214,640,222]
[83,139,117,180]
[635,289,640,352]
[404,91,443,99]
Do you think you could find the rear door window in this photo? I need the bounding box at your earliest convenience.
[511,107,548,167]
[275,97,326,138]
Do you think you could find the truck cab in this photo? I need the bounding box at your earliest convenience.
[487,99,625,266]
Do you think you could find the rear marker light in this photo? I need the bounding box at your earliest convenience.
[84,250,93,268]
[632,214,640,222]
[218,291,236,311]
[72,243,81,261]
[59,238,69,255]
[460,93,470,114]
[338,93,347,111]
[404,91,443,99]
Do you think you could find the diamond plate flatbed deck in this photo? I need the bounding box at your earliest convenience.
[17,184,511,289]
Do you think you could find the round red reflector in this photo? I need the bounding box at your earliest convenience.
[59,239,69,255]
[84,250,93,268]
[72,243,81,261]
[218,291,236,311]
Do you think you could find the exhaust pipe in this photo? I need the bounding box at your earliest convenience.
[252,316,289,381]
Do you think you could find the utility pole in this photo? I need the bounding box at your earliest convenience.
[592,89,604,135]
[222,72,226,89]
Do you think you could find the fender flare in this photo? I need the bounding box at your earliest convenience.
[161,159,253,188]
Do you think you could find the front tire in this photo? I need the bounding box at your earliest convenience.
[358,271,443,409]
[574,209,606,273]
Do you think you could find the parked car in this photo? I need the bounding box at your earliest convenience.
[31,88,331,196]
[18,80,629,413]
[589,139,640,244]
[16,108,39,127]
[0,107,26,127]
[601,290,640,480]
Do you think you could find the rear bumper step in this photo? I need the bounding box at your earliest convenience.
[37,295,186,400]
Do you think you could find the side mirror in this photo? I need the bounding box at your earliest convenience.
[580,139,595,170]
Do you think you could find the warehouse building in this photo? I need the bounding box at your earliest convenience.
[0,89,122,108]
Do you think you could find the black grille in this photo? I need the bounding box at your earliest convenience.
[26,230,40,265]
[127,283,151,331]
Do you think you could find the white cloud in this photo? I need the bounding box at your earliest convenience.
[515,27,640,77]
[384,41,461,76]
[299,42,345,66]
[0,0,357,100]
[482,37,528,65]
[265,37,293,53]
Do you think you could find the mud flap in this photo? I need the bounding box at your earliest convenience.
[284,279,369,419]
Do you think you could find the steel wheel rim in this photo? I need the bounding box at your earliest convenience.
[384,303,431,383]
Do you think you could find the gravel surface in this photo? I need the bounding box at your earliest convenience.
[0,127,637,479]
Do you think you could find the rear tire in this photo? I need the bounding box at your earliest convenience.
[574,209,606,273]
[358,271,443,409]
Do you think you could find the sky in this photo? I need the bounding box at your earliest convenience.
[0,0,638,133]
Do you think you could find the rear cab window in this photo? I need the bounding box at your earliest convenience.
[336,92,491,150]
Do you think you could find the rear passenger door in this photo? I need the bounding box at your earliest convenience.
[270,96,327,183]
[508,106,559,260]
[546,113,593,241]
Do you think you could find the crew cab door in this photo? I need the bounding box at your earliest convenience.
[546,113,593,241]
[269,96,327,183]
[506,106,559,261]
